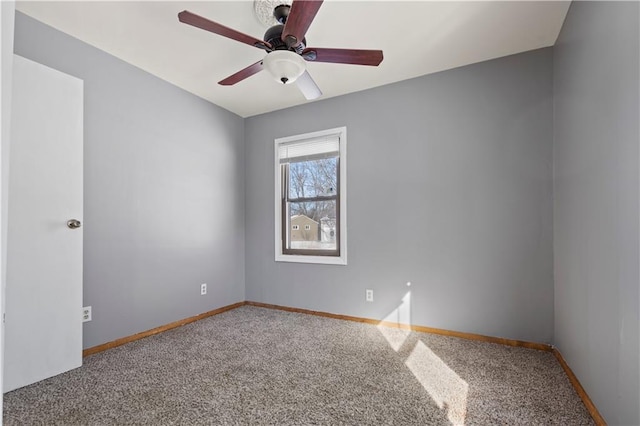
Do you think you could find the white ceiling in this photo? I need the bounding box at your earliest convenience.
[16,1,570,118]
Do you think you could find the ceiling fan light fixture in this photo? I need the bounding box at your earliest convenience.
[263,50,306,85]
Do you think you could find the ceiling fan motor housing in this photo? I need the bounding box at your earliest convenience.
[264,25,306,53]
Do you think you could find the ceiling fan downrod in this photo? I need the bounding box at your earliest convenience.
[273,4,290,25]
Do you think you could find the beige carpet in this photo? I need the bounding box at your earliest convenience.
[4,306,593,425]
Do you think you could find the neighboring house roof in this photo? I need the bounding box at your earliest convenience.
[290,215,319,225]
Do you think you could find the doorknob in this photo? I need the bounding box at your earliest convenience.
[67,219,81,229]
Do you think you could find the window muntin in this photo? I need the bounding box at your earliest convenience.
[275,127,347,265]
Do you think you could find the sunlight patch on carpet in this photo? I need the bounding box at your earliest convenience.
[376,290,469,424]
[405,340,469,425]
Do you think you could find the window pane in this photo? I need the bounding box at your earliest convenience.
[288,158,337,199]
[288,200,337,251]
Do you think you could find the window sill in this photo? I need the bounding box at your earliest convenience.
[275,253,347,265]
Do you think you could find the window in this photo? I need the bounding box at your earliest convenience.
[275,127,347,265]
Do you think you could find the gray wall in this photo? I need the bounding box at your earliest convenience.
[1,0,16,413]
[553,2,639,424]
[13,12,246,349]
[245,48,555,343]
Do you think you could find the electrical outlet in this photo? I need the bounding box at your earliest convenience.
[82,306,92,322]
[365,289,374,302]
[200,283,207,295]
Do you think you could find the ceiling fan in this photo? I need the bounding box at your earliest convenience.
[178,1,383,100]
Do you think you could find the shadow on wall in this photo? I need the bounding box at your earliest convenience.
[376,290,469,425]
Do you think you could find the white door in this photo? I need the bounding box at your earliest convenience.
[4,55,83,392]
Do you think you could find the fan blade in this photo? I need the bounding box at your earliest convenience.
[218,60,264,86]
[296,70,322,100]
[281,0,323,47]
[178,11,271,51]
[302,48,383,66]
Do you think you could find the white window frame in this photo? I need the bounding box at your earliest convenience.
[274,126,347,265]
[304,225,311,231]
